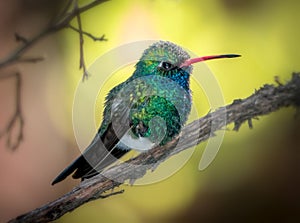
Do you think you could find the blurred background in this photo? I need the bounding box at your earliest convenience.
[0,0,300,222]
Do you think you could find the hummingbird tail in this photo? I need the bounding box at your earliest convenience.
[51,155,87,185]
[51,146,129,185]
[52,123,131,185]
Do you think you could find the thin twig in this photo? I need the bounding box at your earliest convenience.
[50,0,74,25]
[14,33,28,44]
[16,56,45,64]
[68,25,107,41]
[0,0,109,71]
[74,0,89,81]
[0,72,24,150]
[0,31,50,70]
[8,73,300,223]
[0,0,108,150]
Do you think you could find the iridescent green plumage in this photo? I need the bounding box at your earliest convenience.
[99,41,192,146]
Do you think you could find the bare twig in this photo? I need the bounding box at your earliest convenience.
[14,33,28,44]
[0,72,24,150]
[74,0,89,80]
[0,0,108,71]
[9,73,300,223]
[68,25,107,41]
[16,56,45,64]
[50,0,74,25]
[0,0,108,150]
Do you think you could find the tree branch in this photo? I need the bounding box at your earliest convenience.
[0,0,108,72]
[9,73,300,223]
[0,0,108,150]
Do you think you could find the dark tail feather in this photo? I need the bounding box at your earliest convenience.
[52,124,130,185]
[51,147,128,185]
[72,157,98,180]
[51,155,88,185]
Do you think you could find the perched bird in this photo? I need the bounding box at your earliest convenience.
[52,41,240,185]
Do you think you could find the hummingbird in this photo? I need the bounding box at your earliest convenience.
[52,41,240,185]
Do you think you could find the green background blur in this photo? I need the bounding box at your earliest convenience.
[1,0,300,222]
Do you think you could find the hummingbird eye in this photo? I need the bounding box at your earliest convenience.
[158,61,175,71]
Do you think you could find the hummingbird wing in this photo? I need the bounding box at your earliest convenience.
[52,84,134,185]
[76,94,131,179]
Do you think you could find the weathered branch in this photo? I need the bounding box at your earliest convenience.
[9,73,300,223]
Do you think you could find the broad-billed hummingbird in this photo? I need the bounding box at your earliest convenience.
[52,41,240,185]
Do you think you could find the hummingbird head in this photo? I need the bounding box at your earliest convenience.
[134,41,194,91]
[137,41,192,76]
[134,41,240,87]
